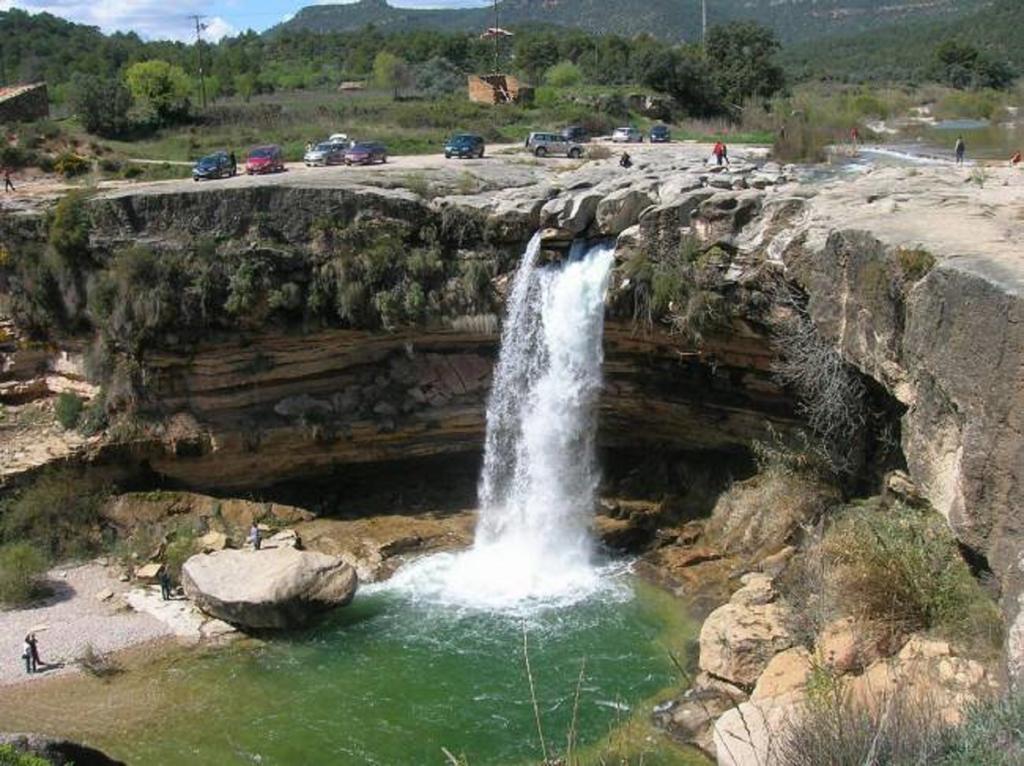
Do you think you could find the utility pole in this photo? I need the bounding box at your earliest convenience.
[493,0,500,73]
[190,15,208,109]
[701,0,707,47]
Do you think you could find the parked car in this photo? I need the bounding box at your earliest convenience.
[612,126,644,143]
[344,142,387,165]
[561,125,589,143]
[649,124,671,143]
[246,145,285,174]
[192,150,236,181]
[304,141,347,166]
[444,133,485,159]
[525,132,584,159]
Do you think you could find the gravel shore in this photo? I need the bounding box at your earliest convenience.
[0,563,173,687]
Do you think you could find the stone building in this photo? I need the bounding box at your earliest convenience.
[0,83,49,124]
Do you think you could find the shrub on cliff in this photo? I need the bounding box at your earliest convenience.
[0,542,49,606]
[54,391,84,430]
[823,501,1002,647]
[0,468,109,561]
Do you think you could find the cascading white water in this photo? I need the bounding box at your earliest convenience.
[383,233,621,611]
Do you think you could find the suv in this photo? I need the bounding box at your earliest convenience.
[649,125,671,143]
[444,133,485,159]
[525,132,583,159]
[612,126,643,143]
[192,151,236,181]
[561,125,589,143]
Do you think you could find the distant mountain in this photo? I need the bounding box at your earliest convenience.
[274,0,991,44]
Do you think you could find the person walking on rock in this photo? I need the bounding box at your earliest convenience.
[713,141,729,167]
[955,135,966,166]
[230,151,237,176]
[249,522,262,551]
[3,167,14,193]
[158,566,172,600]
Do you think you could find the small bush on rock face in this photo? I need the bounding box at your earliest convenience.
[896,246,936,283]
[0,542,49,605]
[939,691,1024,765]
[0,744,52,766]
[54,152,90,178]
[822,501,1002,649]
[54,391,84,429]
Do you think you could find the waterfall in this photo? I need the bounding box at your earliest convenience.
[383,233,618,611]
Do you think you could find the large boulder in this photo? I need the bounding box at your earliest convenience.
[182,547,357,629]
[0,733,125,766]
[699,573,795,687]
[594,187,657,236]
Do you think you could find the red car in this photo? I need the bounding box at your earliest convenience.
[246,145,285,174]
[344,142,387,166]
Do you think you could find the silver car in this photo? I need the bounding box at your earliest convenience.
[304,141,347,166]
[612,126,644,143]
[525,131,584,158]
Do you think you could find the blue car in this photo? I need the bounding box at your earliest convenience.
[649,125,672,143]
[444,133,485,159]
[192,151,236,181]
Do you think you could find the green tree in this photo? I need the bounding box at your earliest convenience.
[68,73,132,137]
[124,59,191,124]
[544,60,583,88]
[234,72,257,102]
[933,39,1015,90]
[642,46,721,118]
[372,51,412,99]
[705,21,785,111]
[414,56,463,97]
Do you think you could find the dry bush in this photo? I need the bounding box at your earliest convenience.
[823,501,1003,652]
[768,279,868,475]
[777,678,947,766]
[78,642,123,679]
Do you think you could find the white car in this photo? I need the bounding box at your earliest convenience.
[612,127,644,143]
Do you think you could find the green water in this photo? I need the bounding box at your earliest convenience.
[94,576,698,765]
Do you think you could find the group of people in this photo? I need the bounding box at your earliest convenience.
[22,632,43,674]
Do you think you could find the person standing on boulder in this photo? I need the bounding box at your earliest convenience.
[955,135,966,166]
[713,141,729,167]
[3,167,14,193]
[249,522,262,551]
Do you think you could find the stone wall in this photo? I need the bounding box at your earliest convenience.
[0,83,49,124]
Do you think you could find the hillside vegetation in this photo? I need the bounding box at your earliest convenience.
[277,0,988,45]
[784,0,1024,83]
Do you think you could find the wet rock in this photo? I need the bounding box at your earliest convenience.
[182,547,357,629]
[594,187,657,235]
[0,733,125,766]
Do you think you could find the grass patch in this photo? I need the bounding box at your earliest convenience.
[0,542,49,606]
[0,745,51,766]
[895,246,936,283]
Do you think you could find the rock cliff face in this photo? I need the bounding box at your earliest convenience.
[3,150,1023,677]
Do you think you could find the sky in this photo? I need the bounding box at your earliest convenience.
[0,0,488,41]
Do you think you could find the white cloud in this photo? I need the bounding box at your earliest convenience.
[1,1,236,41]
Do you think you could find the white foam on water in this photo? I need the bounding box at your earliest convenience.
[380,233,620,613]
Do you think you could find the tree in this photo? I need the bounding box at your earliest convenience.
[68,74,132,137]
[933,40,1015,90]
[642,46,722,118]
[544,61,583,88]
[234,72,257,102]
[414,57,463,97]
[705,22,785,111]
[124,60,191,124]
[372,51,412,99]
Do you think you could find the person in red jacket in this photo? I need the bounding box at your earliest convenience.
[712,141,729,166]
